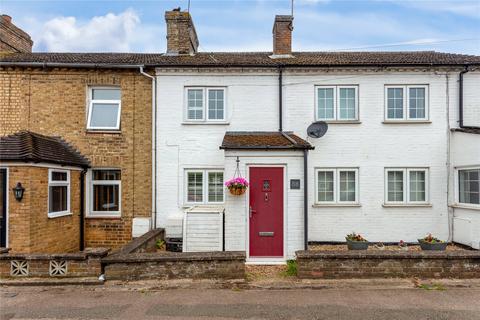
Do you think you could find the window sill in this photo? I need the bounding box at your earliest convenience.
[182,121,230,125]
[312,203,361,208]
[85,214,122,219]
[86,130,122,134]
[449,204,480,211]
[382,203,432,208]
[48,212,72,219]
[323,120,362,124]
[382,120,431,124]
[182,204,225,209]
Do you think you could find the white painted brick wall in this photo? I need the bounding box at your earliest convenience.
[155,69,478,253]
[450,132,480,249]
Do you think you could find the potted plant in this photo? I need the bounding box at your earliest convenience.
[418,234,448,251]
[225,177,249,196]
[345,232,369,250]
[398,240,409,251]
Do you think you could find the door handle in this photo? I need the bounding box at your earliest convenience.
[249,206,256,218]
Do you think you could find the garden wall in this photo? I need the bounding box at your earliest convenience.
[296,250,480,279]
[0,248,109,278]
[102,228,245,280]
[102,251,245,280]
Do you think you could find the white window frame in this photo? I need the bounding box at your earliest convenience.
[86,86,122,130]
[315,85,359,121]
[88,169,121,217]
[384,85,429,121]
[184,169,225,205]
[48,169,71,218]
[185,87,226,122]
[315,168,359,204]
[384,168,429,205]
[455,166,480,209]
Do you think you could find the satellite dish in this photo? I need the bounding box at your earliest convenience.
[307,121,328,138]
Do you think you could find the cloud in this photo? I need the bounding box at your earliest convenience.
[390,0,480,19]
[33,8,164,52]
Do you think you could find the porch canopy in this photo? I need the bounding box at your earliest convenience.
[0,130,90,168]
[220,131,314,150]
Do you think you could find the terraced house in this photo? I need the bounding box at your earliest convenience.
[0,15,154,253]
[0,10,479,261]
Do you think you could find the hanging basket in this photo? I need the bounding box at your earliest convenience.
[229,187,246,196]
[225,157,249,196]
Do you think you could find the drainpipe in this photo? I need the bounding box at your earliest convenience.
[79,169,86,251]
[459,66,480,129]
[278,66,284,132]
[303,149,309,250]
[139,66,157,230]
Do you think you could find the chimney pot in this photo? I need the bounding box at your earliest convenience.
[272,15,293,57]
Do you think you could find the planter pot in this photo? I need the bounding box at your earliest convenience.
[418,240,448,251]
[346,240,369,250]
[229,188,246,196]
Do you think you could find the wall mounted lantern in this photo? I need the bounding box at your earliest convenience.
[12,182,25,201]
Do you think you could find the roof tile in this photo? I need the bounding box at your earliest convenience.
[1,51,479,67]
[0,131,90,167]
[220,131,313,150]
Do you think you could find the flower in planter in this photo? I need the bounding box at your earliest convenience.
[420,233,444,244]
[345,232,367,242]
[225,177,249,195]
[399,240,408,251]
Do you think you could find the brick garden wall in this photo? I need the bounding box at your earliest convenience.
[296,250,480,279]
[102,251,246,281]
[0,67,152,250]
[0,248,108,278]
[7,166,81,253]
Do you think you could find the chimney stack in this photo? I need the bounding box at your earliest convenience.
[272,15,293,57]
[165,9,199,55]
[0,15,33,53]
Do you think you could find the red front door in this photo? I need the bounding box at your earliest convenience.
[249,167,284,257]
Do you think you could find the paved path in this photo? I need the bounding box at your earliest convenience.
[1,286,480,319]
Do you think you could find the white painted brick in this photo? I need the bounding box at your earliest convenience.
[155,69,480,254]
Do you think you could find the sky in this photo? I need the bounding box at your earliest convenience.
[1,0,479,54]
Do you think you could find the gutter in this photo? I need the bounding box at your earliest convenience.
[0,62,145,69]
[139,66,157,230]
[458,66,480,130]
[2,62,479,70]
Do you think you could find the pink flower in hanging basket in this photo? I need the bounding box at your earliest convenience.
[225,177,249,195]
[225,177,249,189]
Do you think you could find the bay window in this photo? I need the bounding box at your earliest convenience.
[48,169,70,218]
[458,168,480,206]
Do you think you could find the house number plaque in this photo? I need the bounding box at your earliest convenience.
[290,179,301,190]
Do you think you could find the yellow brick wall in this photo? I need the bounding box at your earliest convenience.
[7,167,81,253]
[0,67,152,251]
